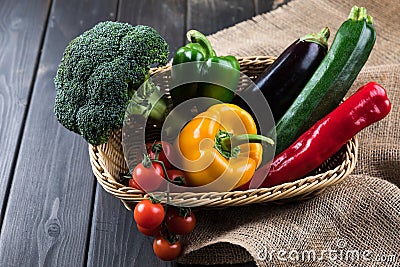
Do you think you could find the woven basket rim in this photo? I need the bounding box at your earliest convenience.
[88,55,358,209]
[89,136,358,208]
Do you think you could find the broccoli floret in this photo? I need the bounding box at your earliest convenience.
[54,21,169,145]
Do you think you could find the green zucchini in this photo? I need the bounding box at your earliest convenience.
[275,6,376,154]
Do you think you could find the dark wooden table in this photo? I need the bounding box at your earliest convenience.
[0,0,286,266]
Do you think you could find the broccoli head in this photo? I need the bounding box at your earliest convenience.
[54,21,169,145]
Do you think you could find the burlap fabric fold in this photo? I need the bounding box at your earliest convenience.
[178,0,400,266]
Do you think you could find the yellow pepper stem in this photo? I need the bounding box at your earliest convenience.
[216,130,274,159]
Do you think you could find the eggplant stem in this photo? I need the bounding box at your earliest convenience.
[300,27,330,50]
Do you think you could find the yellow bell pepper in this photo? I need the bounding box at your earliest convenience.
[175,103,274,191]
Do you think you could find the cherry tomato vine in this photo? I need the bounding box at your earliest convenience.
[128,141,196,261]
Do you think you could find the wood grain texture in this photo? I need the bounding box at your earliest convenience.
[0,0,51,219]
[86,1,265,266]
[0,0,117,266]
[255,0,291,14]
[0,0,288,266]
[85,1,186,266]
[87,188,175,267]
[118,0,186,59]
[187,0,255,35]
[179,263,256,267]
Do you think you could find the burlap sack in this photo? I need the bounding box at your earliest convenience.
[178,0,400,266]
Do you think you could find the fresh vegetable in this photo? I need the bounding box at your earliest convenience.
[54,21,169,145]
[232,27,330,122]
[134,199,165,230]
[146,141,175,170]
[153,235,182,261]
[274,6,376,154]
[166,208,196,235]
[175,103,274,190]
[132,155,165,192]
[166,169,187,186]
[248,82,391,189]
[128,177,142,190]
[171,30,240,106]
[133,201,195,260]
[137,224,163,237]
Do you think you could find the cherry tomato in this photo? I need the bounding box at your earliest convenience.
[135,161,165,178]
[147,141,176,170]
[166,208,196,235]
[134,199,165,230]
[166,169,186,186]
[137,223,162,237]
[132,161,165,192]
[153,236,182,261]
[128,178,142,190]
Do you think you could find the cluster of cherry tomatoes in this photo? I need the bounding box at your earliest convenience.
[127,141,196,261]
[134,199,196,261]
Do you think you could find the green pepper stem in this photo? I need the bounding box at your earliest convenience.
[300,27,330,50]
[186,30,214,58]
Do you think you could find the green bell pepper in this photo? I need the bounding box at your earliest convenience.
[170,30,240,107]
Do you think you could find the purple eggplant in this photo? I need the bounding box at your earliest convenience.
[232,27,330,124]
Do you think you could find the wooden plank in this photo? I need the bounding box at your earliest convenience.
[255,0,292,14]
[88,1,255,266]
[187,0,255,35]
[0,0,51,219]
[86,1,186,266]
[87,1,269,266]
[0,0,118,266]
[118,0,187,59]
[179,263,256,267]
[87,188,174,267]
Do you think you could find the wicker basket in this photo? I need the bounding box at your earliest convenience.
[88,56,358,210]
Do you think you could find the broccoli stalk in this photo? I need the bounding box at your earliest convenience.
[125,75,167,122]
[54,22,169,145]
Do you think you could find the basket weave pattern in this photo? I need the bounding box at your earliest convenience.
[88,56,358,209]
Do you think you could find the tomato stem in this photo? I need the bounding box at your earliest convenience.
[151,159,172,183]
[142,153,153,168]
[178,207,191,217]
[150,158,172,215]
[162,224,179,244]
[151,142,163,160]
[148,195,162,204]
[172,176,186,186]
[120,173,131,181]
[166,178,171,212]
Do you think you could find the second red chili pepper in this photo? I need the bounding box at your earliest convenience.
[244,82,391,189]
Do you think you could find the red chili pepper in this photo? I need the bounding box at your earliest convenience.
[248,82,391,189]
